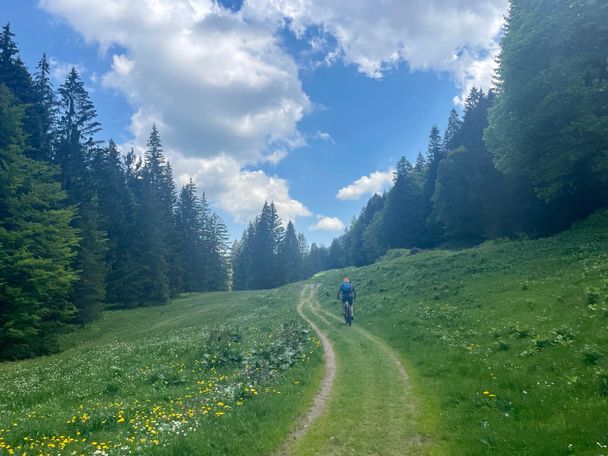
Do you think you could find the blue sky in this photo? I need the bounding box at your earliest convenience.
[3,0,507,245]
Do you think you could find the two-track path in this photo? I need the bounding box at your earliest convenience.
[278,284,425,456]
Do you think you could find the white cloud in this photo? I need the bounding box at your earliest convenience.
[313,130,335,143]
[244,0,508,98]
[40,0,310,163]
[40,0,315,226]
[336,169,394,200]
[264,149,288,165]
[40,0,508,225]
[48,57,85,83]
[167,153,311,224]
[309,216,345,232]
[450,41,502,105]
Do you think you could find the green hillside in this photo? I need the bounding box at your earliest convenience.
[1,212,607,455]
[314,210,608,455]
[0,286,323,455]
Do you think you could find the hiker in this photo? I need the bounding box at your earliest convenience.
[337,277,356,322]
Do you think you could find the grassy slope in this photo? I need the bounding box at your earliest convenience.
[314,211,608,455]
[0,284,323,456]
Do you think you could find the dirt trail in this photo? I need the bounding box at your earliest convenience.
[275,284,336,455]
[277,283,424,456]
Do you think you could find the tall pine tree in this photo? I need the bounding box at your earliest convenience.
[55,67,107,322]
[0,85,79,358]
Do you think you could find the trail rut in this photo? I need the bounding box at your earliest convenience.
[275,284,336,455]
[277,283,425,455]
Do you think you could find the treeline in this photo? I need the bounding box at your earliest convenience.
[231,202,325,290]
[322,0,608,269]
[0,25,229,360]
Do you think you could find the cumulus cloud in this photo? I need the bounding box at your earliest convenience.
[40,0,310,163]
[309,216,345,232]
[336,170,394,200]
[39,0,508,225]
[48,57,85,83]
[313,130,335,143]
[244,0,508,98]
[40,0,313,225]
[168,153,311,224]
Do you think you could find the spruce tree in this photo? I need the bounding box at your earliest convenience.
[0,24,32,104]
[91,140,138,307]
[232,222,255,290]
[142,126,181,296]
[55,67,108,322]
[206,211,230,291]
[432,89,510,243]
[176,179,206,292]
[422,125,447,246]
[31,53,56,161]
[327,238,345,269]
[443,108,462,152]
[126,127,175,304]
[278,221,304,284]
[0,24,47,161]
[249,203,279,289]
[485,0,608,208]
[71,197,107,323]
[382,157,425,248]
[0,85,78,359]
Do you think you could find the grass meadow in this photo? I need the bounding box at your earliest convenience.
[315,211,608,455]
[0,285,323,455]
[2,211,607,455]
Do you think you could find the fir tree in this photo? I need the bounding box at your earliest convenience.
[485,0,608,225]
[279,221,304,284]
[443,108,462,152]
[176,179,206,292]
[206,211,230,291]
[0,24,47,161]
[55,67,108,322]
[383,157,425,248]
[232,222,255,290]
[249,202,281,289]
[31,53,56,161]
[0,85,79,359]
[141,125,181,296]
[91,140,138,307]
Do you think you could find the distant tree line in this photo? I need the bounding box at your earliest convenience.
[2,0,607,358]
[318,0,608,270]
[0,25,229,360]
[231,202,320,290]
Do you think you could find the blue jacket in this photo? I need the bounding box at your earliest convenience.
[337,283,356,301]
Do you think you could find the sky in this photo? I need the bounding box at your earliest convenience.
[3,0,508,245]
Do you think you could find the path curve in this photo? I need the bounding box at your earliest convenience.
[275,284,337,455]
[313,299,409,382]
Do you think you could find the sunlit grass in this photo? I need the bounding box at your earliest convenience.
[314,210,608,454]
[0,285,323,455]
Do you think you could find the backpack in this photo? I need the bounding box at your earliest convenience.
[341,282,353,297]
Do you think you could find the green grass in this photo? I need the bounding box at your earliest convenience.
[288,289,432,455]
[313,210,608,455]
[0,284,323,455]
[2,211,607,455]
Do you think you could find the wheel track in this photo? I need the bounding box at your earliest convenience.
[275,284,336,455]
[277,283,422,455]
